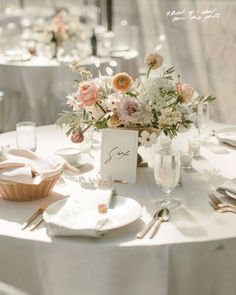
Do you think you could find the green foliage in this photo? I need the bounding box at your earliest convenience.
[95,117,108,129]
[163,66,175,80]
[126,91,138,98]
[201,95,216,104]
[56,111,84,136]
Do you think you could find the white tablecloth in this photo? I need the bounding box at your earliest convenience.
[0,50,139,132]
[1,122,236,295]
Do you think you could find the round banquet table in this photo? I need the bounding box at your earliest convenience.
[0,50,139,132]
[1,122,236,295]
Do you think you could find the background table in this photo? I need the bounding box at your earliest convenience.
[0,50,139,132]
[1,123,236,295]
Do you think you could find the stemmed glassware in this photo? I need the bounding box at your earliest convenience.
[194,102,209,140]
[154,149,181,209]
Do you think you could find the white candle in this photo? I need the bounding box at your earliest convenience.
[160,137,172,150]
[180,152,192,169]
[188,137,200,157]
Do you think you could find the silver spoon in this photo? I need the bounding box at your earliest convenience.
[149,208,170,239]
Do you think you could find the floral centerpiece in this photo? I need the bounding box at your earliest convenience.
[56,50,215,147]
[43,10,81,58]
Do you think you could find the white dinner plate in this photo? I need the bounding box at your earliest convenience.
[5,54,31,62]
[43,195,142,232]
[216,127,236,147]
[110,51,127,58]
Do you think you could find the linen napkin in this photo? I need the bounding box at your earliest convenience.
[216,132,236,147]
[217,179,236,198]
[0,148,80,184]
[46,189,114,238]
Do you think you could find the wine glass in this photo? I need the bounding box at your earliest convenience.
[154,149,181,209]
[194,102,209,140]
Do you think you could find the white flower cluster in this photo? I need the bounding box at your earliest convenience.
[158,107,183,128]
[139,77,175,111]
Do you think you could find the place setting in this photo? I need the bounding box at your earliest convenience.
[208,179,236,214]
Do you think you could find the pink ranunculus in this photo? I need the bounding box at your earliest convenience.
[176,83,195,103]
[75,81,99,108]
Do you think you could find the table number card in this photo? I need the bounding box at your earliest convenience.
[100,129,138,183]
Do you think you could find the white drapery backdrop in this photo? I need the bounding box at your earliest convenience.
[113,0,236,124]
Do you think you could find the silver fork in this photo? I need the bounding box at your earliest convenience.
[209,200,236,214]
[208,193,236,210]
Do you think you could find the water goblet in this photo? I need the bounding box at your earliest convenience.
[194,102,209,140]
[154,149,181,209]
[16,121,37,152]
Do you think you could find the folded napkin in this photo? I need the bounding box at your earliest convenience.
[0,148,79,184]
[46,189,114,238]
[217,179,236,197]
[216,132,236,147]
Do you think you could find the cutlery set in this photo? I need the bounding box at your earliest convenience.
[137,208,170,239]
[21,207,44,231]
[208,190,236,214]
[21,199,55,231]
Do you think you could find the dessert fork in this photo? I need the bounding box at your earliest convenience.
[209,199,236,214]
[208,193,236,210]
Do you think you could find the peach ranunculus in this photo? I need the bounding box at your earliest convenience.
[107,112,122,127]
[144,51,163,69]
[75,81,99,108]
[112,72,133,93]
[176,83,195,104]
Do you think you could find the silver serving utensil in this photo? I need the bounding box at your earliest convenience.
[136,210,160,239]
[149,208,170,239]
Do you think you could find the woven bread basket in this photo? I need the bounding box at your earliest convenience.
[0,173,61,202]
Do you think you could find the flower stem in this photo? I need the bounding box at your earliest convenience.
[96,102,106,113]
[147,67,152,78]
[82,123,92,134]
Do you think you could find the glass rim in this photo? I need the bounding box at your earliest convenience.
[155,148,178,156]
[16,121,36,127]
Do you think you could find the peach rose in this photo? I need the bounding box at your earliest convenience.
[176,83,195,103]
[112,72,133,93]
[75,81,99,108]
[144,51,163,69]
